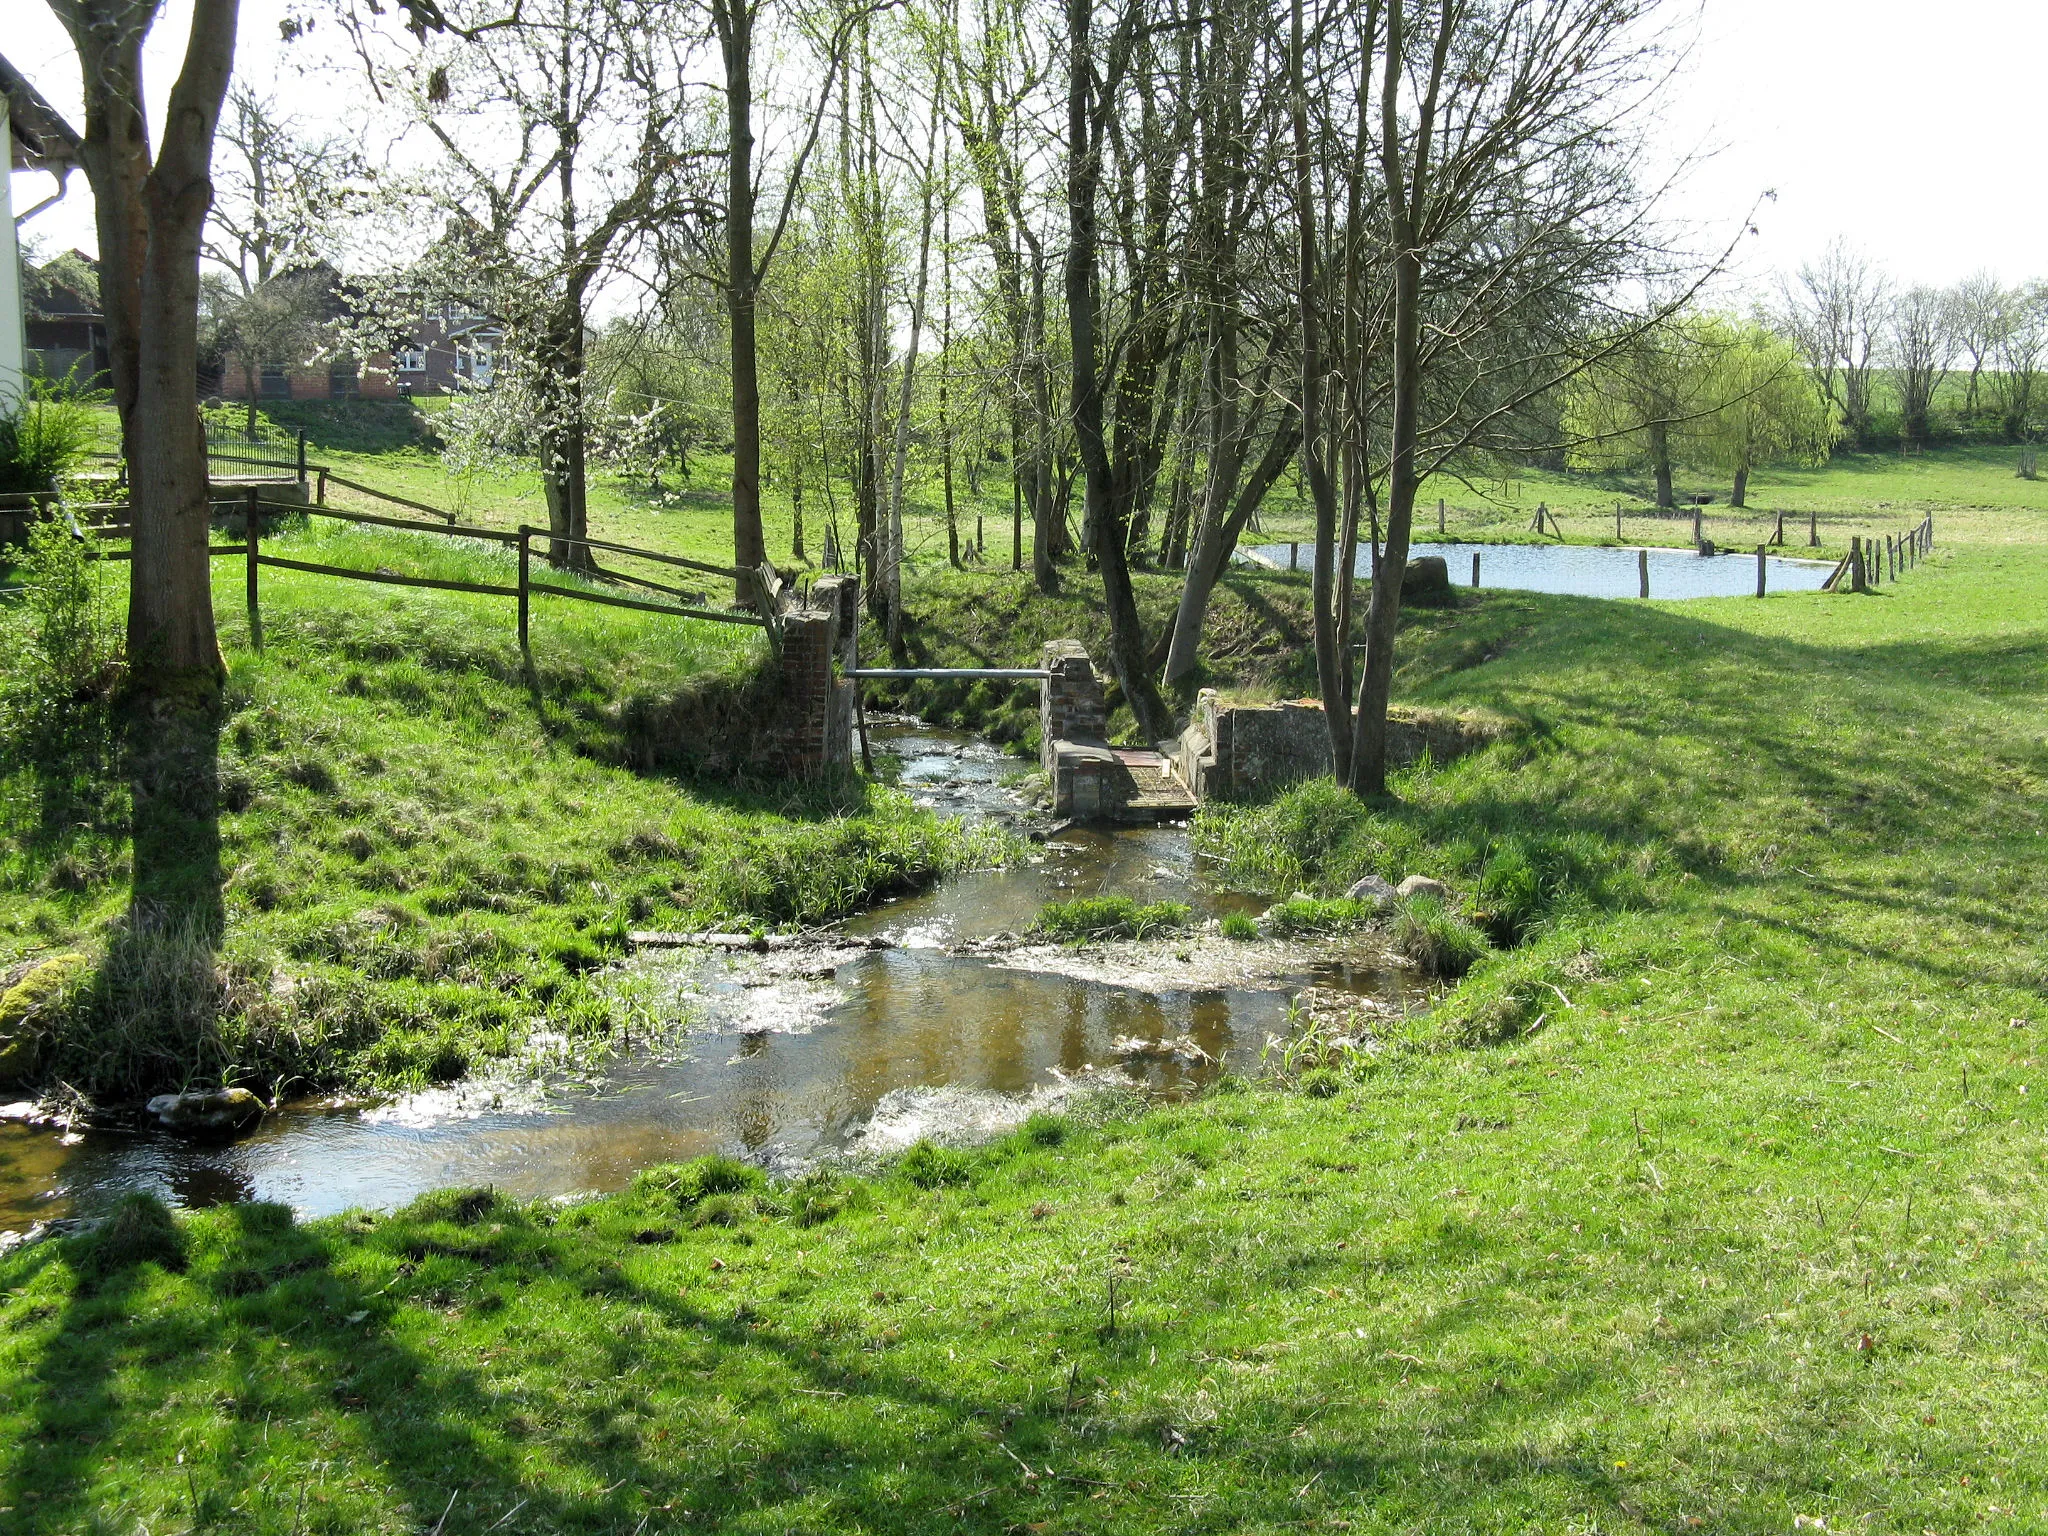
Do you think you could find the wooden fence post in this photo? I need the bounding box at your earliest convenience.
[1692,506,1702,550]
[316,467,329,505]
[1616,501,1623,539]
[1808,508,1818,547]
[1438,498,1446,536]
[1850,536,1866,593]
[245,487,262,651]
[1638,546,1649,598]
[1471,552,1480,588]
[1289,541,1299,570]
[1755,545,1767,597]
[517,525,531,656]
[1772,509,1784,545]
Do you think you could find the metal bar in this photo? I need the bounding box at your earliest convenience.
[847,667,1051,679]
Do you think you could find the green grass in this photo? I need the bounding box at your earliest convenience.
[0,524,1008,1099]
[2,413,2044,1532]
[1033,896,1192,942]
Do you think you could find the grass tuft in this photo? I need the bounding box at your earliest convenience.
[1033,896,1192,942]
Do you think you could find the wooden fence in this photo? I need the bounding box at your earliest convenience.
[1819,514,1935,594]
[9,488,784,653]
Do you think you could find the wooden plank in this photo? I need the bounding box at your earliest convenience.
[849,668,1050,679]
[320,472,459,524]
[255,555,519,598]
[527,579,767,628]
[282,501,522,544]
[97,545,249,561]
[545,529,747,580]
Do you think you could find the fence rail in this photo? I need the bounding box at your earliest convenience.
[0,485,785,652]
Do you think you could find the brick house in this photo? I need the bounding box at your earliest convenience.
[217,271,504,402]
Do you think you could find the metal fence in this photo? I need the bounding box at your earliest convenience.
[205,429,305,483]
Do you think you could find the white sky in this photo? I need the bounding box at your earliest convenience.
[10,0,2047,295]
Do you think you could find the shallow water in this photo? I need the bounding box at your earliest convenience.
[1,725,1421,1231]
[1250,539,1835,600]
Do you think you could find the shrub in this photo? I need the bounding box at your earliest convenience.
[0,394,97,494]
[1034,896,1191,942]
[1393,896,1491,979]
[3,516,120,720]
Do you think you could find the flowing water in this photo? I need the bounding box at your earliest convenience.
[1,725,1424,1232]
[1251,539,1836,600]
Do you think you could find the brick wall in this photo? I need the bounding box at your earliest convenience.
[1039,639,1108,775]
[758,576,858,778]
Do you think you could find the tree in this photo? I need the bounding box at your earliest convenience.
[34,1,239,693]
[1693,319,1833,506]
[1565,317,1720,508]
[1989,281,2048,443]
[208,266,334,435]
[203,85,366,294]
[1778,240,1887,449]
[1888,284,1953,448]
[344,0,693,572]
[1947,270,2003,420]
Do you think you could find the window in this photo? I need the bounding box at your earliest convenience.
[260,364,292,400]
[328,362,360,400]
[394,345,426,373]
[462,339,498,388]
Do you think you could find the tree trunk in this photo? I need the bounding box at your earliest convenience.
[1065,0,1167,744]
[717,0,766,603]
[67,0,239,695]
[1730,462,1748,509]
[1649,418,1674,509]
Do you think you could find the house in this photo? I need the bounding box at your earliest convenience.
[22,252,109,390]
[216,275,504,402]
[2,54,86,403]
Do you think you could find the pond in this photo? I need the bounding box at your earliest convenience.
[1250,539,1836,600]
[1,725,1424,1231]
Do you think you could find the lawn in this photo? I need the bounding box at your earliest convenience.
[0,520,1006,1100]
[2,436,2043,1531]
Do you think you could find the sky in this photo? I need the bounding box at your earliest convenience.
[9,0,2046,296]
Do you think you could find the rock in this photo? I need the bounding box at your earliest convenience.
[1400,556,1456,607]
[145,1087,266,1137]
[1696,538,1717,557]
[0,954,88,1085]
[1343,874,1398,911]
[1396,875,1452,903]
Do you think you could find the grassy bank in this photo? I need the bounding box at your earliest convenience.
[0,523,1005,1101]
[2,488,2044,1531]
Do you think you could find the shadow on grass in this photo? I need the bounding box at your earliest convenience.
[0,1181,1902,1534]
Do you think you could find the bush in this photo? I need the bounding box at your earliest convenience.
[3,516,120,717]
[1393,896,1491,979]
[1034,896,1191,942]
[0,394,97,494]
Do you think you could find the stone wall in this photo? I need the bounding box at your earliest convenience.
[1174,690,1510,797]
[1039,639,1108,774]
[760,574,857,777]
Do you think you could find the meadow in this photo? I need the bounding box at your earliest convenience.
[1,422,2043,1532]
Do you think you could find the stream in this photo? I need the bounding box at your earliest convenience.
[0,725,1427,1232]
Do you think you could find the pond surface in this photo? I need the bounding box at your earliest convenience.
[1,726,1421,1231]
[1250,539,1836,600]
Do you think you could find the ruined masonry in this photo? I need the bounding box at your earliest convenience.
[1039,641,1197,821]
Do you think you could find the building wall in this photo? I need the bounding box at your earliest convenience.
[0,100,24,402]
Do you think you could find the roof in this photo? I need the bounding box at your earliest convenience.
[0,53,84,174]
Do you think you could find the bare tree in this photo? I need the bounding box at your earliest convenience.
[1947,270,2003,420]
[1888,284,1953,448]
[1778,239,1887,448]
[1990,280,2047,443]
